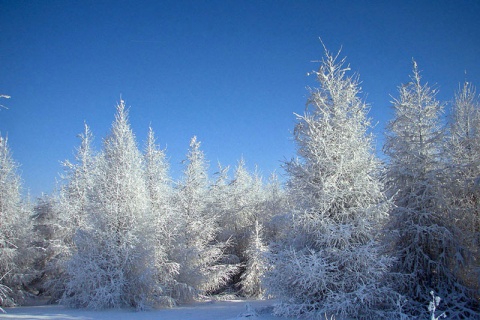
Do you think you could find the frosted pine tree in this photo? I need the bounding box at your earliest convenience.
[384,64,477,318]
[0,135,34,306]
[444,82,480,306]
[261,172,287,243]
[220,160,264,259]
[59,123,95,234]
[170,137,236,301]
[143,127,178,305]
[447,81,480,244]
[209,162,231,243]
[62,100,156,309]
[214,159,268,296]
[242,172,287,298]
[265,48,402,319]
[240,220,267,298]
[43,123,96,300]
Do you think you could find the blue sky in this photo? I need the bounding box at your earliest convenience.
[1,0,479,197]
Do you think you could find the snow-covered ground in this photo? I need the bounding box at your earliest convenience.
[0,299,296,320]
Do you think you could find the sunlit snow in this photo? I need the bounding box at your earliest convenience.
[0,300,295,320]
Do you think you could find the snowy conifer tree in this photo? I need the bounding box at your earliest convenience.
[0,135,34,306]
[59,123,95,234]
[170,137,236,301]
[265,48,402,319]
[42,123,96,299]
[143,127,178,305]
[261,172,287,243]
[213,159,270,296]
[62,100,156,309]
[384,64,477,318]
[444,81,480,303]
[220,160,264,258]
[240,220,267,298]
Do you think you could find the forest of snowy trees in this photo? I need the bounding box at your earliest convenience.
[1,49,480,319]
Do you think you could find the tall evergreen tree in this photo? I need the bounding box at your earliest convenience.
[384,63,477,318]
[0,135,34,307]
[62,100,156,309]
[143,127,178,305]
[170,137,236,301]
[42,123,96,299]
[445,81,480,301]
[266,48,402,319]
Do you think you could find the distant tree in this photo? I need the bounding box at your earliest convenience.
[31,194,56,296]
[445,81,480,300]
[220,160,264,258]
[0,135,34,307]
[242,172,288,299]
[260,172,287,243]
[211,158,271,296]
[384,63,477,318]
[209,162,231,240]
[265,48,402,319]
[170,137,236,301]
[61,100,156,310]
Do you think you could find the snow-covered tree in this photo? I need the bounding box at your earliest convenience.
[59,123,95,234]
[239,220,267,298]
[384,63,477,318]
[212,159,271,296]
[445,81,480,300]
[265,48,402,319]
[170,136,236,301]
[41,123,96,300]
[31,195,56,295]
[219,160,264,257]
[209,162,231,235]
[261,172,287,243]
[0,135,34,306]
[144,127,172,227]
[143,127,178,305]
[61,100,156,310]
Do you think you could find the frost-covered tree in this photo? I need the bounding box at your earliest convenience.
[261,172,287,243]
[265,48,402,319]
[239,220,267,298]
[0,135,34,306]
[59,123,95,234]
[213,159,269,296]
[445,81,480,299]
[61,100,156,310]
[209,162,231,234]
[384,63,477,318]
[144,127,172,227]
[170,137,236,301]
[219,160,264,257]
[143,127,178,305]
[31,194,56,295]
[41,123,96,300]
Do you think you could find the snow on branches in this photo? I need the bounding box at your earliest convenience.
[265,47,403,319]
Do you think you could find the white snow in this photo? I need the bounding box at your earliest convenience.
[0,300,295,320]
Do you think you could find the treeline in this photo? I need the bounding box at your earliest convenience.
[1,48,479,319]
[1,101,286,310]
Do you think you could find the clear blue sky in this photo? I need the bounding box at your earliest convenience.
[1,0,479,197]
